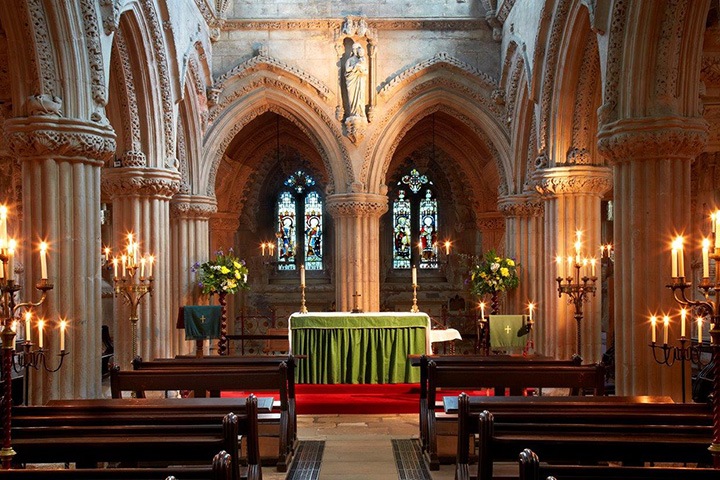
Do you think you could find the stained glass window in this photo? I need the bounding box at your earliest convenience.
[392,169,439,270]
[275,171,323,273]
[276,191,297,270]
[304,191,323,270]
[418,189,438,269]
[393,190,412,269]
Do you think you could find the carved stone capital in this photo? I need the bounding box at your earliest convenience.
[534,166,613,197]
[598,116,708,164]
[5,116,116,165]
[497,194,544,217]
[170,194,218,219]
[325,193,388,218]
[102,167,181,199]
[477,213,505,231]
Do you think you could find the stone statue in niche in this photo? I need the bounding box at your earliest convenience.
[345,42,368,120]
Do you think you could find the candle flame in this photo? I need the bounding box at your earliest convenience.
[24,311,31,321]
[663,315,670,326]
[672,236,683,250]
[39,241,48,253]
[703,238,710,249]
[0,205,7,219]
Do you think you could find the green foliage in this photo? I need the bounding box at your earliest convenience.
[469,250,520,296]
[193,248,249,295]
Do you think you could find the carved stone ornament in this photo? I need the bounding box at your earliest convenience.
[564,147,592,165]
[534,165,613,197]
[325,193,388,218]
[26,94,62,117]
[102,167,181,199]
[122,150,147,167]
[170,194,218,219]
[344,115,366,144]
[5,116,115,164]
[597,116,708,163]
[209,212,240,233]
[497,194,544,217]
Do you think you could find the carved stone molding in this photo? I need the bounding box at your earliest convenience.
[26,94,62,117]
[5,116,115,164]
[121,150,147,167]
[701,54,720,87]
[80,0,107,106]
[100,0,121,35]
[497,194,544,217]
[325,193,388,218]
[597,116,708,163]
[477,214,505,231]
[170,194,217,219]
[223,19,488,32]
[534,166,613,197]
[102,167,181,199]
[209,212,240,232]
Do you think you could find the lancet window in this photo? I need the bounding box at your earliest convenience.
[392,169,439,270]
[276,170,323,271]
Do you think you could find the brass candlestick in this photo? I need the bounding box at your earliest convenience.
[411,282,419,313]
[299,284,308,314]
[113,273,152,361]
[556,262,597,360]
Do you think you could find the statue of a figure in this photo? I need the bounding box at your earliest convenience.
[345,42,368,120]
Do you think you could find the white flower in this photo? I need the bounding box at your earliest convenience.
[491,262,500,272]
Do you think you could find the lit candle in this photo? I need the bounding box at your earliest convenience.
[39,242,48,280]
[556,256,564,278]
[697,317,703,344]
[261,243,266,256]
[140,257,146,278]
[412,265,417,285]
[6,239,14,280]
[104,246,110,261]
[10,321,16,333]
[702,238,710,278]
[676,236,685,278]
[0,257,4,279]
[269,243,275,255]
[671,239,678,278]
[663,315,670,345]
[590,258,597,277]
[121,255,126,278]
[680,308,687,338]
[582,258,588,276]
[600,245,605,258]
[300,264,305,287]
[0,205,7,246]
[480,302,485,319]
[112,258,118,278]
[37,319,44,349]
[60,319,66,351]
[417,242,423,256]
[24,311,31,343]
[148,255,154,277]
[528,303,534,322]
[713,212,717,233]
[715,210,720,249]
[567,256,574,274]
[650,316,657,344]
[444,241,451,256]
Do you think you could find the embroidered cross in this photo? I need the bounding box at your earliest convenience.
[351,291,362,313]
[504,325,512,334]
[199,315,207,324]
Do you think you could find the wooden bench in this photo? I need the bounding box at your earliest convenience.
[424,360,606,469]
[0,450,232,479]
[11,395,261,480]
[455,393,713,480]
[111,363,294,471]
[413,354,583,457]
[518,448,719,480]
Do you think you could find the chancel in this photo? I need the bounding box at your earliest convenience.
[0,0,719,477]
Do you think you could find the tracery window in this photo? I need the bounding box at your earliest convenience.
[276,170,323,271]
[392,169,439,270]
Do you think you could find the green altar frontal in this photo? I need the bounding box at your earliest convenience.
[289,312,429,384]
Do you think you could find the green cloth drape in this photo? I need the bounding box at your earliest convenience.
[489,314,527,349]
[290,313,428,384]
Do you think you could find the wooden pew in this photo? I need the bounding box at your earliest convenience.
[518,448,719,480]
[455,393,713,480]
[11,395,261,480]
[424,360,606,469]
[412,354,583,456]
[110,364,294,472]
[0,450,233,480]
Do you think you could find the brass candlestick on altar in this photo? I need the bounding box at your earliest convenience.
[110,233,154,362]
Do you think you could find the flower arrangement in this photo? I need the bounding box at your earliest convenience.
[193,248,249,295]
[469,249,520,296]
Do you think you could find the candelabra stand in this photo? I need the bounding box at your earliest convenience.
[113,271,152,362]
[410,283,419,313]
[299,284,308,314]
[556,262,597,360]
[0,278,61,469]
[665,277,720,467]
[649,334,709,403]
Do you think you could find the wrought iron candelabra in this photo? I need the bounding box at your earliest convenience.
[113,272,152,362]
[1,265,65,468]
[556,260,597,360]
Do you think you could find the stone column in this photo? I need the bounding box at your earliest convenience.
[5,115,115,403]
[535,166,612,362]
[170,195,217,356]
[598,116,707,400]
[326,193,388,312]
[498,194,544,326]
[102,167,180,368]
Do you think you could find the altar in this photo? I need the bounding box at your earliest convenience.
[289,312,430,384]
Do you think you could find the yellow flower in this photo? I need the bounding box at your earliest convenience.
[220,266,230,274]
[494,257,501,262]
[233,261,242,269]
[507,259,515,266]
[226,279,237,289]
[500,267,509,277]
[235,271,241,279]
